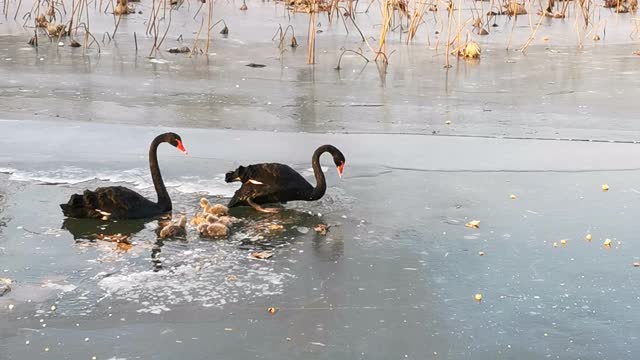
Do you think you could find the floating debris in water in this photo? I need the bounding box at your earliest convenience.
[267,307,278,314]
[510,194,517,199]
[251,251,273,260]
[167,46,191,54]
[478,251,485,256]
[314,224,329,235]
[633,262,640,267]
[474,293,482,302]
[465,220,480,229]
[560,239,568,246]
[246,63,266,68]
[0,278,12,296]
[585,234,592,241]
[602,184,609,191]
[604,239,612,248]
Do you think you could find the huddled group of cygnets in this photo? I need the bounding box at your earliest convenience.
[157,198,238,239]
[59,132,346,240]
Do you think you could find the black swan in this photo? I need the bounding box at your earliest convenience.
[224,144,345,213]
[60,132,187,219]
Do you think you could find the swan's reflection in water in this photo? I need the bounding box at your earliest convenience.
[61,217,149,240]
[62,216,172,271]
[151,239,164,272]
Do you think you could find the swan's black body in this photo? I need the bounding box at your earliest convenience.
[60,132,187,220]
[225,145,345,210]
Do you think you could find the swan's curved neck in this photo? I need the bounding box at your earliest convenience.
[309,146,329,200]
[149,136,171,212]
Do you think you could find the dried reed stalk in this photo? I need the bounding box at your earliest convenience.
[443,0,454,67]
[520,6,545,52]
[375,0,393,62]
[307,0,317,64]
[205,0,213,53]
[406,0,429,43]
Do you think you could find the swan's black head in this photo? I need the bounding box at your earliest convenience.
[318,145,346,179]
[164,132,187,154]
[225,166,246,183]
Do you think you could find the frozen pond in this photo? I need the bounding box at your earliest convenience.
[1,0,640,358]
[1,121,640,359]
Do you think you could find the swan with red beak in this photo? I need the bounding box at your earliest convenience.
[225,144,346,213]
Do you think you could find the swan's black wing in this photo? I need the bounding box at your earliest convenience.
[226,163,302,184]
[60,186,161,219]
[227,163,314,207]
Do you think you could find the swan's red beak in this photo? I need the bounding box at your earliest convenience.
[337,163,345,178]
[176,140,188,155]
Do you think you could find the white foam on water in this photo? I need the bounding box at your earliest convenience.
[5,166,237,196]
[8,166,121,185]
[98,247,293,314]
